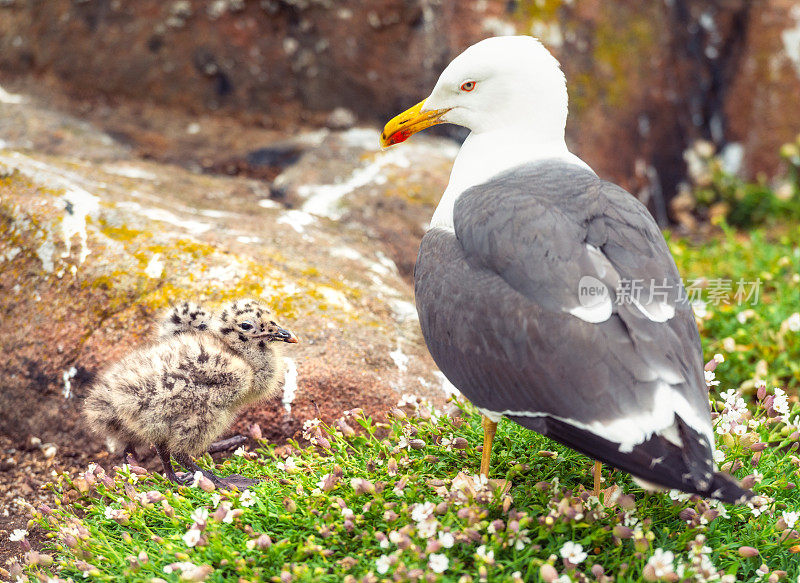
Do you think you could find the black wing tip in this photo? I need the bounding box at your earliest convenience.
[701,471,754,505]
[508,414,755,504]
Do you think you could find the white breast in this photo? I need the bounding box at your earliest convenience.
[429,130,594,230]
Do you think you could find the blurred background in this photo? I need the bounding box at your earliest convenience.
[2,0,800,222]
[0,0,799,560]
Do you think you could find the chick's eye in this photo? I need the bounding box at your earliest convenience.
[460,81,476,92]
[239,321,253,331]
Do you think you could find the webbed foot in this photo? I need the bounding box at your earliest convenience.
[221,474,260,489]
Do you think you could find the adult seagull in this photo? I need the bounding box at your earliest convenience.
[380,35,750,503]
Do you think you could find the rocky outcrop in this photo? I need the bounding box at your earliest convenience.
[0,89,458,462]
[2,0,800,219]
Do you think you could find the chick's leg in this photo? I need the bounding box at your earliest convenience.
[172,452,259,489]
[171,452,225,486]
[155,444,179,483]
[122,444,138,466]
[207,435,248,453]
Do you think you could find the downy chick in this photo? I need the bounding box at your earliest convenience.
[84,299,297,488]
[155,301,250,454]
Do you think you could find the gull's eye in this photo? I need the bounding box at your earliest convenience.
[460,81,476,92]
[239,321,254,331]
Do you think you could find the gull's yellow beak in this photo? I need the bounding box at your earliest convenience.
[380,100,450,148]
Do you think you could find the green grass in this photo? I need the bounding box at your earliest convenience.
[11,386,800,582]
[668,221,800,394]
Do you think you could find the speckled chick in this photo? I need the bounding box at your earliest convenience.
[84,299,298,488]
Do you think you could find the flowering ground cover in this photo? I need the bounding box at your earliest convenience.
[8,374,800,582]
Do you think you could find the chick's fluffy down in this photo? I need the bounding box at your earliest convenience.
[85,334,254,456]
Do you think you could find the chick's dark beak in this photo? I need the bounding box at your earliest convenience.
[257,326,299,343]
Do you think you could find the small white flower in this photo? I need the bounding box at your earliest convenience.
[713,353,725,363]
[9,529,28,542]
[559,541,587,565]
[220,501,234,523]
[722,407,744,424]
[704,370,720,387]
[303,418,321,431]
[428,553,449,573]
[512,531,532,550]
[164,562,201,576]
[375,554,391,575]
[341,507,354,519]
[379,538,390,549]
[669,489,692,502]
[476,545,495,562]
[182,527,201,548]
[783,510,799,530]
[417,518,438,538]
[438,531,455,548]
[473,473,489,488]
[233,446,247,457]
[773,388,790,415]
[712,449,725,464]
[624,514,640,529]
[239,489,257,508]
[190,507,209,523]
[647,548,675,578]
[707,498,730,520]
[191,471,204,487]
[209,493,221,508]
[411,502,436,523]
[277,456,299,473]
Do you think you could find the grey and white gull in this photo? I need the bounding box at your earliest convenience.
[381,35,750,503]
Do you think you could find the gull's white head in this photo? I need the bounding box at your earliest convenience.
[381,36,568,146]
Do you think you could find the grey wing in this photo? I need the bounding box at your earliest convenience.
[452,163,710,427]
[416,227,670,435]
